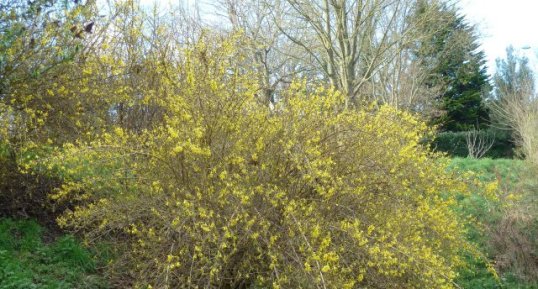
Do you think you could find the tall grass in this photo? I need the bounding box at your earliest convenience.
[0,218,108,289]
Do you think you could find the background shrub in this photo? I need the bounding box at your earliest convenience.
[433,129,514,158]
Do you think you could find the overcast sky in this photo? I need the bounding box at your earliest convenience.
[458,0,538,75]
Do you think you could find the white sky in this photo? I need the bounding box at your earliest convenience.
[458,0,538,76]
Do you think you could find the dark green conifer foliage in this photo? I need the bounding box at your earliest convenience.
[414,0,490,131]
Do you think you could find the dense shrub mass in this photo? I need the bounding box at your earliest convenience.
[433,129,514,158]
[0,143,62,222]
[4,1,538,288]
[22,38,479,288]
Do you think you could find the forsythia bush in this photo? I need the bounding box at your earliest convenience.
[33,36,474,288]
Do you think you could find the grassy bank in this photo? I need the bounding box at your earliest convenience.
[0,218,108,289]
[450,158,538,289]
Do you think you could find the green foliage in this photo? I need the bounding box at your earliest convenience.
[449,158,538,288]
[448,158,525,182]
[433,129,514,158]
[413,0,490,131]
[0,218,108,289]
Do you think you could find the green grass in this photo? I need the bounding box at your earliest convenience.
[450,158,538,289]
[0,218,108,289]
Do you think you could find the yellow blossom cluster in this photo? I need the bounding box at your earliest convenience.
[30,33,480,288]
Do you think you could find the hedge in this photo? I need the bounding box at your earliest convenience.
[432,129,514,158]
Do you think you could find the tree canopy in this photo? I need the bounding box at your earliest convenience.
[413,0,490,131]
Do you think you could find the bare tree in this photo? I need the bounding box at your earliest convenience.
[491,80,538,163]
[215,0,305,105]
[492,47,538,163]
[465,129,495,159]
[262,0,443,107]
[210,0,459,117]
[375,44,444,116]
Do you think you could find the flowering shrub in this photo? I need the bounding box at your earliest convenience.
[36,36,475,288]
